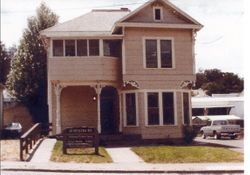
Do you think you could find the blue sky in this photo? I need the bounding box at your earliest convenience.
[1,0,245,77]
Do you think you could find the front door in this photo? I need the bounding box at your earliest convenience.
[100,87,117,134]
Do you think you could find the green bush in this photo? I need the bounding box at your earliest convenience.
[182,125,197,144]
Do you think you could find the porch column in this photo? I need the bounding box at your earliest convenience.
[54,83,63,134]
[94,85,102,133]
[118,90,122,133]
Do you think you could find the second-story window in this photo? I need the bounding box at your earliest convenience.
[103,40,121,58]
[77,40,87,56]
[65,40,75,56]
[53,40,63,56]
[144,38,173,68]
[89,39,99,56]
[146,40,157,68]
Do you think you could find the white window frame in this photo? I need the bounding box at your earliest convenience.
[144,90,177,126]
[153,6,163,22]
[182,91,192,125]
[123,92,139,127]
[143,37,175,69]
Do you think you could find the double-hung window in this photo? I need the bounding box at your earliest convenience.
[146,92,175,126]
[125,93,137,126]
[183,92,190,125]
[144,38,173,68]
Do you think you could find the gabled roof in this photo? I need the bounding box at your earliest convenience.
[41,0,202,37]
[118,0,201,24]
[41,9,130,37]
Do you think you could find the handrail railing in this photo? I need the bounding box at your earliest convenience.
[20,123,42,161]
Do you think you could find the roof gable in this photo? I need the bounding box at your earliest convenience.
[117,0,202,26]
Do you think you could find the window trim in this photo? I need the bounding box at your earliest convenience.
[143,37,175,69]
[144,90,177,127]
[182,92,192,125]
[123,92,139,127]
[153,6,163,22]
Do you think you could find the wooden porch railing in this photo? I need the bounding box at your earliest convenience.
[20,123,42,161]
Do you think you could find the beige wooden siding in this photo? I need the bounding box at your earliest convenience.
[48,57,121,82]
[60,86,97,131]
[124,27,195,89]
[125,3,192,24]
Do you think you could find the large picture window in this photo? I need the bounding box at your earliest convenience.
[125,93,137,126]
[146,91,176,126]
[53,40,63,56]
[183,92,190,125]
[144,38,173,68]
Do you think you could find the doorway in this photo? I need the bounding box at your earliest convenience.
[100,86,118,134]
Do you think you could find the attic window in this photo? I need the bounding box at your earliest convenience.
[154,7,162,21]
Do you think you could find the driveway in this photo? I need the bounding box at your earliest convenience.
[194,137,244,153]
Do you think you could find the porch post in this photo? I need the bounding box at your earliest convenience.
[94,85,102,133]
[118,90,122,133]
[54,83,63,134]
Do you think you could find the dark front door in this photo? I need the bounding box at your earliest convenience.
[100,87,117,134]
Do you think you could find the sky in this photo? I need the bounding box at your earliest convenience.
[0,0,245,77]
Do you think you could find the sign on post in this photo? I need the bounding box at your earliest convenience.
[62,127,99,155]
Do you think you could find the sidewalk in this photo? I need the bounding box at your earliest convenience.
[2,138,243,174]
[30,138,56,163]
[1,161,244,174]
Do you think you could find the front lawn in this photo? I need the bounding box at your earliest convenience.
[50,141,112,163]
[131,146,243,163]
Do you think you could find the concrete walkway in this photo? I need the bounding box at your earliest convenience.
[105,147,144,163]
[30,138,56,163]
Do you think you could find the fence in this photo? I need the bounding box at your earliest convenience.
[20,123,42,161]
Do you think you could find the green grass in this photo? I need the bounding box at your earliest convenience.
[132,146,243,163]
[50,141,112,163]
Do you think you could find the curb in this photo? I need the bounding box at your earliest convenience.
[2,168,244,174]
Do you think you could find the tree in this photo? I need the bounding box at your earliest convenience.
[0,42,11,84]
[7,3,58,123]
[194,69,244,96]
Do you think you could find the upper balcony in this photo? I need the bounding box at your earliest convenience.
[48,39,122,82]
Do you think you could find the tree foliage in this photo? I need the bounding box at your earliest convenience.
[7,3,58,122]
[194,69,244,96]
[0,42,11,84]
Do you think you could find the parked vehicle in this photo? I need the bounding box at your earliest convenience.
[200,120,240,139]
[3,122,22,138]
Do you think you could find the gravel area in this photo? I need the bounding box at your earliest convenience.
[1,139,20,161]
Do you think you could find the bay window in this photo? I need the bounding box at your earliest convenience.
[146,91,176,126]
[125,93,137,126]
[183,92,190,125]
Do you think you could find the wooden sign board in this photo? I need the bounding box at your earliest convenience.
[62,127,99,155]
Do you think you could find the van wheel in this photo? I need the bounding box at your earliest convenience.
[201,131,206,139]
[214,132,220,140]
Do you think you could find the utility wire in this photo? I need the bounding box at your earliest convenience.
[2,1,148,14]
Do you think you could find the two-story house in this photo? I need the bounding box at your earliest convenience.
[41,0,202,140]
